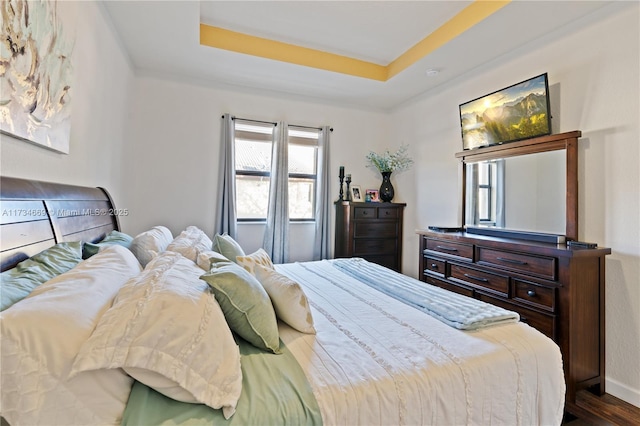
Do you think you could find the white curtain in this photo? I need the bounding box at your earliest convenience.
[216,114,237,238]
[313,126,331,260]
[263,122,289,263]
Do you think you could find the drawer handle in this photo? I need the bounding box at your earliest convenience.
[464,273,489,282]
[496,257,528,265]
[436,246,459,252]
[431,263,439,269]
[362,211,368,215]
[527,290,536,297]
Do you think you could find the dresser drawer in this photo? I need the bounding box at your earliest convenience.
[450,264,509,297]
[354,222,397,238]
[378,208,398,219]
[353,238,397,255]
[513,279,556,312]
[354,207,376,219]
[479,294,556,339]
[425,238,473,261]
[477,247,556,280]
[424,257,445,276]
[425,275,474,298]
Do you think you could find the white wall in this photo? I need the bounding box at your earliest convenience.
[392,2,639,406]
[0,2,134,205]
[119,75,391,260]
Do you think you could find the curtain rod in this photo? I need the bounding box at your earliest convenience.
[222,115,333,132]
[291,124,334,132]
[225,116,277,126]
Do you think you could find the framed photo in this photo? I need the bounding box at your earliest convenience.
[350,185,363,202]
[459,73,551,150]
[365,189,379,202]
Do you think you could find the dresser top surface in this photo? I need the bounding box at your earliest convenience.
[336,201,406,207]
[417,229,611,257]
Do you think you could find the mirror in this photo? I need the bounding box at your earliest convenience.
[455,131,580,241]
[465,151,566,235]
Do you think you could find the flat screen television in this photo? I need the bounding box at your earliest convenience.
[459,73,551,150]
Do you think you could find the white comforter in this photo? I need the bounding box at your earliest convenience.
[277,260,565,426]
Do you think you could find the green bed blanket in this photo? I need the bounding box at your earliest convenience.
[121,338,322,425]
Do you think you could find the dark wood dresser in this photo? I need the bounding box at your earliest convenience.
[417,229,611,410]
[335,201,405,272]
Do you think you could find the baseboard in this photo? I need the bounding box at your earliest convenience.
[606,377,640,408]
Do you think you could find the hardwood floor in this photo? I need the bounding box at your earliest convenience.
[563,391,640,425]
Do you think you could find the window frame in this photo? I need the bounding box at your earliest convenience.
[234,120,320,223]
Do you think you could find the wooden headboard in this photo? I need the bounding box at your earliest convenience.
[0,176,120,272]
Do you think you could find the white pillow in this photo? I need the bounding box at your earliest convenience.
[0,245,142,426]
[236,248,275,275]
[196,249,232,271]
[166,226,213,263]
[70,251,242,419]
[129,225,173,267]
[254,264,316,334]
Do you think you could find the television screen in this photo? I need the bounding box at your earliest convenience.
[459,73,551,150]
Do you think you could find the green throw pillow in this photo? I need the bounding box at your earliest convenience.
[82,230,133,259]
[212,234,245,264]
[1,241,84,311]
[200,262,280,353]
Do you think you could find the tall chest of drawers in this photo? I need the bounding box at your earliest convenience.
[335,201,405,272]
[417,229,611,409]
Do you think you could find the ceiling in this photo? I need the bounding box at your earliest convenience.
[102,1,614,111]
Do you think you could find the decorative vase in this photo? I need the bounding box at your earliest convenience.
[379,171,394,202]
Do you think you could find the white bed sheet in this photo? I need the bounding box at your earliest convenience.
[276,260,565,426]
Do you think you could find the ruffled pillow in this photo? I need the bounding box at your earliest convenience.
[129,226,173,267]
[70,251,242,419]
[166,226,213,263]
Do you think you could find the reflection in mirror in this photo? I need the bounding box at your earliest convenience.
[465,150,566,235]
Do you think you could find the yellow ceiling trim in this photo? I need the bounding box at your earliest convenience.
[200,24,388,81]
[387,0,511,79]
[199,0,511,82]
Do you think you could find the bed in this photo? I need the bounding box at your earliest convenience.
[0,176,566,425]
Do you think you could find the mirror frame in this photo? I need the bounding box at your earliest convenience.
[455,130,581,241]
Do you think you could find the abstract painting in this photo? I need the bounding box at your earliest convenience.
[1,0,75,153]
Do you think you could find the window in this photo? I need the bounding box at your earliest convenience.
[234,120,319,221]
[477,161,497,225]
[234,121,273,221]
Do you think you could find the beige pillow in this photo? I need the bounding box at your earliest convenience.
[236,248,275,275]
[254,265,316,334]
